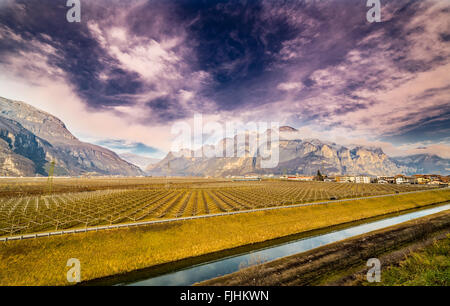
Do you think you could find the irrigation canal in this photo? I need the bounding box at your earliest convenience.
[104,202,450,286]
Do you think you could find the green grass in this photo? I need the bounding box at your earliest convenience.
[0,189,448,286]
[375,236,450,286]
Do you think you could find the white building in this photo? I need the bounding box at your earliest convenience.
[396,176,417,184]
[355,176,371,184]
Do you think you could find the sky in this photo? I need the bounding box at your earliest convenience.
[0,0,449,159]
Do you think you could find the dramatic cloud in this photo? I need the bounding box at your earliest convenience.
[0,0,449,157]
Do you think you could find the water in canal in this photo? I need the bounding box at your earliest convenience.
[122,203,450,286]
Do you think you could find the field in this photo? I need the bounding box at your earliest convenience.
[0,178,435,236]
[0,188,449,286]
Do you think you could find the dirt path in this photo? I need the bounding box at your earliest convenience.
[199,210,450,286]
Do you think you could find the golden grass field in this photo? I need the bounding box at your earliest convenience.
[0,188,448,286]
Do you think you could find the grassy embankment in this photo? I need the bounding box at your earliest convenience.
[374,236,449,286]
[200,210,450,286]
[0,189,449,286]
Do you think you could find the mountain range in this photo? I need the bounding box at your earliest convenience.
[0,96,448,177]
[0,97,143,177]
[392,154,450,176]
[147,128,450,177]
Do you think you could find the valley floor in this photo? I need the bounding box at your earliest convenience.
[0,189,449,286]
[0,178,438,237]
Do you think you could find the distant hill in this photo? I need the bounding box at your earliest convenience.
[148,128,450,177]
[119,153,160,171]
[0,97,144,177]
[392,154,450,175]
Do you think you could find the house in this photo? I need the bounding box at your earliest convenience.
[377,176,396,184]
[413,174,446,185]
[395,175,417,184]
[355,176,372,184]
[414,175,431,184]
[429,180,444,185]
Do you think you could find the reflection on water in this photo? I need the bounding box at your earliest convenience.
[125,204,450,286]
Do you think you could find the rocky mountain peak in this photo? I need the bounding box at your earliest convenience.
[0,96,143,177]
[148,129,448,177]
[349,145,385,156]
[0,97,77,143]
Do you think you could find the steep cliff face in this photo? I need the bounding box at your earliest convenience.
[0,138,36,177]
[0,98,76,143]
[148,128,447,177]
[0,116,47,176]
[261,140,406,176]
[0,97,144,177]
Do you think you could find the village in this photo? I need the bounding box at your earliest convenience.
[230,173,450,186]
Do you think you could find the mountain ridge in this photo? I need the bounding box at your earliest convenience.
[0,97,144,177]
[147,127,449,177]
[119,153,160,171]
[1,97,447,178]
[392,154,449,176]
